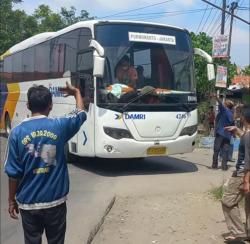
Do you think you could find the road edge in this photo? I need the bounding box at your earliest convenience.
[87,195,116,244]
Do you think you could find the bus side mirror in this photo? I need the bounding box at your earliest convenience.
[89,40,105,78]
[93,51,105,78]
[207,63,215,81]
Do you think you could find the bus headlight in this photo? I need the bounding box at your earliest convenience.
[180,125,197,136]
[103,127,133,140]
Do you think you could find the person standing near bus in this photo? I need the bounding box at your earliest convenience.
[222,105,250,241]
[4,83,86,244]
[208,106,215,135]
[211,94,234,170]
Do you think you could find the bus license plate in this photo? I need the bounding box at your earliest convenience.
[147,146,167,155]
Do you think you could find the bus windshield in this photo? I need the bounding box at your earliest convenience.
[95,23,196,112]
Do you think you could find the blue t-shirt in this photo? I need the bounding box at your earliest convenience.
[214,102,234,140]
[4,109,86,209]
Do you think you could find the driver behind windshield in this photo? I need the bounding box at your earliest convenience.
[115,55,138,89]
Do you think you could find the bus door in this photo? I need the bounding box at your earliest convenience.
[74,50,95,156]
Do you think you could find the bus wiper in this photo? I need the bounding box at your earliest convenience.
[120,88,155,113]
[168,96,191,112]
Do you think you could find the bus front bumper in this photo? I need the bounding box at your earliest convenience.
[95,133,197,158]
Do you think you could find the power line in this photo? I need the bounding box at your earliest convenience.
[200,1,217,32]
[201,0,250,25]
[108,8,213,18]
[211,13,230,37]
[108,8,214,22]
[206,5,221,34]
[207,0,234,35]
[98,0,175,19]
[208,0,230,35]
[196,3,209,33]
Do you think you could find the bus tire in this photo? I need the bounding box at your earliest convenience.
[5,113,11,137]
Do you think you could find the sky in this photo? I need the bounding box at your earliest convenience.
[14,0,250,67]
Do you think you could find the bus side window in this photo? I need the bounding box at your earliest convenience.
[77,51,93,111]
[3,56,12,82]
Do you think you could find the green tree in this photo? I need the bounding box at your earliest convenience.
[60,6,95,26]
[191,32,237,100]
[242,66,250,76]
[191,32,214,100]
[34,5,65,32]
[0,0,28,54]
[0,2,94,55]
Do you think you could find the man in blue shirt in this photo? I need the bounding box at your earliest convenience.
[212,95,234,170]
[4,82,86,244]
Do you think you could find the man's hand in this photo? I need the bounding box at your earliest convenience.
[8,199,19,219]
[243,181,250,194]
[224,126,237,132]
[225,126,243,137]
[59,82,79,97]
[243,172,250,195]
[59,82,84,110]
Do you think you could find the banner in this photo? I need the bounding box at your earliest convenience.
[215,66,227,88]
[212,35,229,58]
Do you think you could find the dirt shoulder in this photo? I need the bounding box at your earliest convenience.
[92,149,237,244]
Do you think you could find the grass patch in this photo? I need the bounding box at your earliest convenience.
[210,185,224,200]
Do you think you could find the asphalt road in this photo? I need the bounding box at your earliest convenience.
[0,135,198,244]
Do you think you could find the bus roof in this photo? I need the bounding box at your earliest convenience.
[0,20,186,59]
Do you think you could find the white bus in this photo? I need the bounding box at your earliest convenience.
[0,20,214,158]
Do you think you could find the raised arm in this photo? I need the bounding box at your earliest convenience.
[60,82,84,110]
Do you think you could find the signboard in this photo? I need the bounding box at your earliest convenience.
[216,66,227,88]
[212,35,229,58]
[129,32,176,45]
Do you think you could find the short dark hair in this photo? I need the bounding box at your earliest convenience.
[120,55,130,63]
[27,85,52,113]
[242,105,250,123]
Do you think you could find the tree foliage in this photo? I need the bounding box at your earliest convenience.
[0,1,94,55]
[191,32,237,101]
[242,66,250,76]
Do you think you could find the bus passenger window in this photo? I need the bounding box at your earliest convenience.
[77,51,93,110]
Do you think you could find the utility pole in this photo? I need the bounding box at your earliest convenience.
[221,0,226,35]
[201,0,250,25]
[228,1,238,58]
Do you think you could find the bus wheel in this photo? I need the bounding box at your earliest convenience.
[5,114,11,137]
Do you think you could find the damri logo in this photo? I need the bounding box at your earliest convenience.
[115,114,122,120]
[115,114,146,120]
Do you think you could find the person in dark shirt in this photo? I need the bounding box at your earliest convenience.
[4,83,86,244]
[212,95,234,170]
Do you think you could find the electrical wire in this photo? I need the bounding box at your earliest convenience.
[119,9,212,21]
[98,0,175,19]
[200,2,217,32]
[206,7,221,34]
[211,13,230,37]
[196,3,209,33]
[107,8,213,18]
